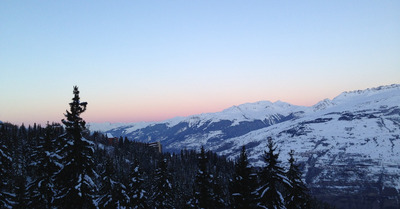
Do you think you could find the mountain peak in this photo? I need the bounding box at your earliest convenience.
[312,98,335,111]
[329,83,400,106]
[335,84,399,98]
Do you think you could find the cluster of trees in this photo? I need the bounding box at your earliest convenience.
[0,86,331,209]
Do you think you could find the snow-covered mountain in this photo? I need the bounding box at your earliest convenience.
[90,84,400,208]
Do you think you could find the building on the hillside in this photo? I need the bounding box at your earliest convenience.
[148,141,162,153]
[106,133,118,145]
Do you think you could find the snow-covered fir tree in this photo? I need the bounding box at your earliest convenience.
[98,157,129,208]
[211,173,227,208]
[13,124,29,209]
[190,146,215,209]
[54,86,97,208]
[0,122,14,208]
[13,175,28,209]
[285,150,310,209]
[229,146,257,209]
[127,159,148,209]
[152,158,174,209]
[256,137,289,209]
[26,123,61,208]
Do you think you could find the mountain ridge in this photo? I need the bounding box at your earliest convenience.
[89,84,400,208]
[89,83,400,137]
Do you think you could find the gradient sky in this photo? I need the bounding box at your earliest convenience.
[1,1,399,125]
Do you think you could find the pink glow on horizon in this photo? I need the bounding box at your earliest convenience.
[1,85,357,126]
[84,94,328,124]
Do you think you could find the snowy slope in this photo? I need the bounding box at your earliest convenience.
[193,84,400,207]
[89,84,400,207]
[89,100,307,146]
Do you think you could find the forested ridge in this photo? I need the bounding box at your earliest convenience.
[0,87,331,209]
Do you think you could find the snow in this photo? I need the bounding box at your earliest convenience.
[87,122,134,133]
[86,84,400,191]
[0,148,13,162]
[84,174,96,187]
[87,100,308,134]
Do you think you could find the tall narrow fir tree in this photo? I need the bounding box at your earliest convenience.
[26,124,61,209]
[152,158,174,209]
[127,159,148,209]
[0,122,14,208]
[98,157,129,208]
[230,146,257,209]
[54,86,97,209]
[285,150,310,209]
[190,146,214,209]
[256,137,288,209]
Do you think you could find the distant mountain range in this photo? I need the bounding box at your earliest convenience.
[89,84,400,208]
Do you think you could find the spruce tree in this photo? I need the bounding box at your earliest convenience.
[54,86,97,208]
[0,122,14,208]
[27,123,61,208]
[13,124,29,208]
[124,137,129,147]
[127,159,148,209]
[285,150,310,209]
[152,158,174,209]
[190,146,214,209]
[13,175,28,209]
[256,137,288,209]
[118,136,124,149]
[230,146,257,209]
[98,157,129,208]
[211,173,226,208]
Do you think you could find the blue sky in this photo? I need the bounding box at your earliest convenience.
[1,1,399,125]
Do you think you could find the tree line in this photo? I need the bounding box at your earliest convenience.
[0,86,332,209]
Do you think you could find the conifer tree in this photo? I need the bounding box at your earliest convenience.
[13,175,28,209]
[118,136,124,149]
[256,137,288,209]
[230,146,257,209]
[0,122,14,208]
[54,86,97,208]
[152,158,174,209]
[98,157,129,208]
[12,124,30,209]
[26,124,60,208]
[211,173,226,209]
[190,146,214,209]
[14,124,28,176]
[124,137,129,147]
[127,159,148,209]
[285,150,310,209]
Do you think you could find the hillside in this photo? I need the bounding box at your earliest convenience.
[90,84,400,209]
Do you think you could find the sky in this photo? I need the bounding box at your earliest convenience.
[1,1,399,126]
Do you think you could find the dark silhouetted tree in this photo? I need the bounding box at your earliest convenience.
[0,122,14,208]
[54,86,97,208]
[98,157,129,208]
[211,173,227,208]
[127,159,148,209]
[256,137,288,209]
[285,150,310,209]
[230,146,257,209]
[152,158,174,209]
[190,146,214,209]
[27,124,61,208]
